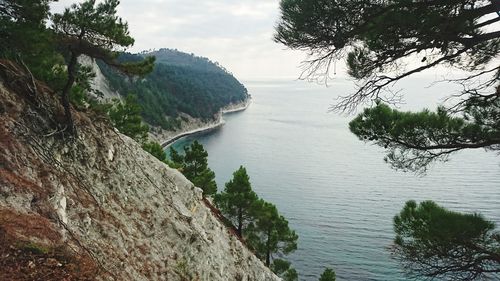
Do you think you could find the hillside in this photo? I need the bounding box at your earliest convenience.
[0,60,278,280]
[97,49,249,131]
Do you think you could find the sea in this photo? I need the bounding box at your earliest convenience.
[169,77,500,281]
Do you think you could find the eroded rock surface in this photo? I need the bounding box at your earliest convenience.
[0,60,279,281]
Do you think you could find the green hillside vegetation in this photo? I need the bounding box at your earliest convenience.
[98,49,249,130]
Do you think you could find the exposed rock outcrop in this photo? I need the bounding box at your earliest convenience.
[0,60,279,280]
[78,55,122,101]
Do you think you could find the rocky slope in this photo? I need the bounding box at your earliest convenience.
[79,56,122,101]
[0,60,279,280]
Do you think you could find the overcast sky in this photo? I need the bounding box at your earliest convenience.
[50,0,311,81]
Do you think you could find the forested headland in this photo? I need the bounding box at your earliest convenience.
[98,48,249,130]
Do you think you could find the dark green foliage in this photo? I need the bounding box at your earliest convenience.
[148,48,228,74]
[189,168,217,196]
[98,49,248,129]
[52,0,134,47]
[169,146,184,166]
[69,65,100,108]
[0,0,51,54]
[319,268,336,281]
[271,259,298,281]
[214,166,259,236]
[108,95,149,143]
[246,200,298,267]
[142,141,166,162]
[275,0,500,83]
[283,267,298,281]
[393,201,500,280]
[183,141,217,196]
[275,0,500,170]
[0,0,52,52]
[211,165,299,271]
[169,141,217,196]
[52,0,154,132]
[0,0,66,90]
[22,242,49,255]
[181,141,210,178]
[349,101,500,172]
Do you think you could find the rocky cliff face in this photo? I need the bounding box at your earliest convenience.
[79,56,122,101]
[0,60,279,280]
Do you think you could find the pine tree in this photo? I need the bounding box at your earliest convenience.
[214,166,259,236]
[275,1,500,279]
[275,0,500,171]
[142,141,166,162]
[169,147,183,164]
[182,141,217,196]
[108,95,149,143]
[393,201,500,280]
[247,200,298,267]
[52,0,154,133]
[0,0,65,89]
[271,259,299,281]
[319,268,336,281]
[168,146,184,168]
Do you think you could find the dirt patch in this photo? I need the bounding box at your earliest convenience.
[0,209,61,244]
[0,169,45,197]
[0,227,98,281]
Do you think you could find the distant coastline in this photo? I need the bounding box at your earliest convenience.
[160,97,251,148]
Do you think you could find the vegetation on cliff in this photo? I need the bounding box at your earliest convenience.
[214,166,258,237]
[0,1,278,279]
[0,57,284,279]
[1,0,246,136]
[319,268,336,281]
[168,141,218,196]
[52,0,155,133]
[215,166,299,280]
[98,49,249,130]
[167,143,302,280]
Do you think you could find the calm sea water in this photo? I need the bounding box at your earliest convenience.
[171,78,500,281]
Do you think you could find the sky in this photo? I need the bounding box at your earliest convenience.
[50,1,500,84]
[50,0,309,81]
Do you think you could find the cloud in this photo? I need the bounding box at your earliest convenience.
[50,0,306,80]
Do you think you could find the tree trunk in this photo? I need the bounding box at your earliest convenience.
[237,208,242,237]
[265,228,271,267]
[61,52,78,134]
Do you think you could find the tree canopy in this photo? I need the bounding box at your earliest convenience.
[214,166,259,236]
[169,141,217,196]
[246,200,298,267]
[275,0,500,279]
[271,259,299,281]
[98,49,249,130]
[52,0,154,133]
[393,201,500,280]
[107,95,149,143]
[275,0,500,171]
[142,141,167,162]
[209,165,299,276]
[349,101,500,172]
[0,0,52,57]
[0,0,66,89]
[275,0,500,95]
[319,268,336,281]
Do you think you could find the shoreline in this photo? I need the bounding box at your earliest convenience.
[160,97,251,148]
